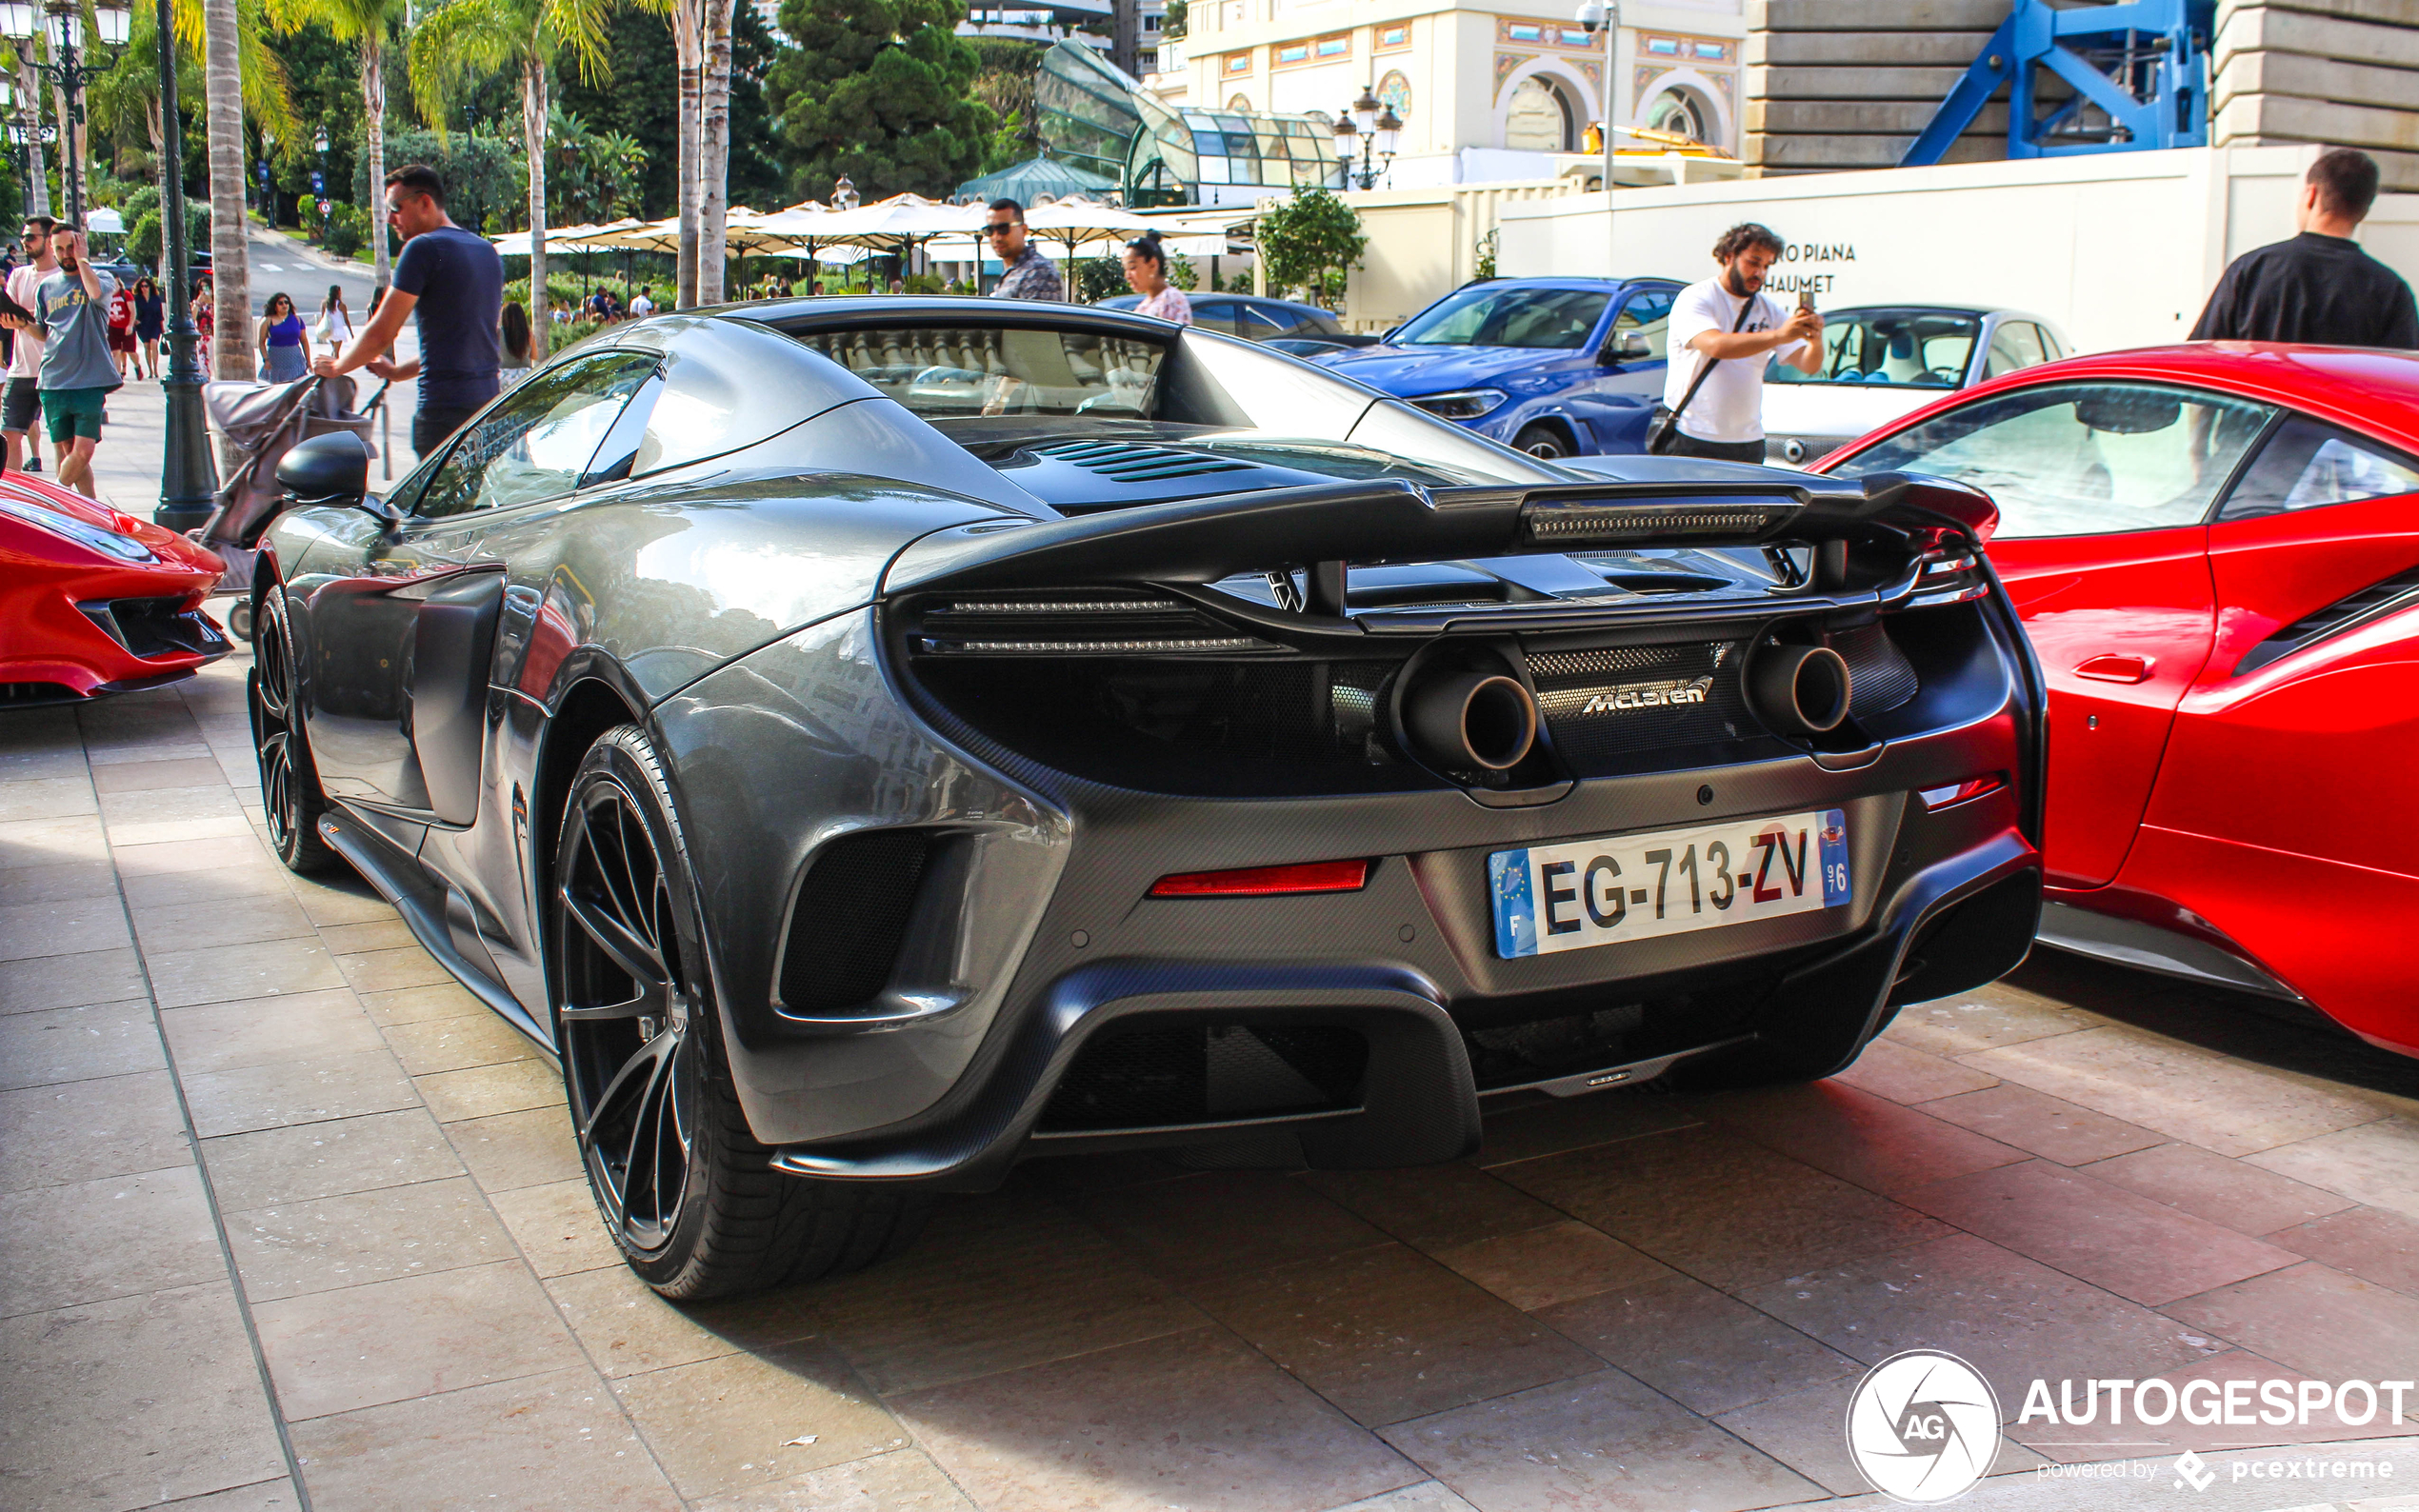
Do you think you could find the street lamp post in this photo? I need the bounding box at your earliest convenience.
[1576,0,1618,272]
[0,0,129,229]
[1329,85,1400,191]
[151,0,217,531]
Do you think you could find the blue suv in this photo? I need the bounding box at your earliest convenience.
[1310,276,1683,458]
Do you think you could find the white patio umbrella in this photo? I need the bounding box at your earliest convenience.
[1017,197,1158,262]
[810,194,983,281]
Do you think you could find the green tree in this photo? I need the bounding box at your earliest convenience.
[356,126,518,238]
[1162,0,1184,38]
[1258,186,1364,310]
[265,0,407,287]
[763,0,998,203]
[552,1,777,220]
[409,0,617,361]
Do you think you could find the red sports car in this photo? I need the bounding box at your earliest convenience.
[1821,343,2419,1058]
[0,470,229,706]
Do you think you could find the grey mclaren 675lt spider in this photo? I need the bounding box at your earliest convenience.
[249,298,2046,1299]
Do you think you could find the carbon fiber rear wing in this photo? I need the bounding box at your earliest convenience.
[881,471,1994,602]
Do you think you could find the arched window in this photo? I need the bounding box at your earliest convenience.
[1505,76,1573,152]
[1228,93,1252,110]
[1642,87,1710,145]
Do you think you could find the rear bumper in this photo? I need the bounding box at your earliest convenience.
[764,810,2039,1191]
[662,594,2045,1180]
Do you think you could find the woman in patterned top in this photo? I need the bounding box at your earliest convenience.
[1122,231,1190,326]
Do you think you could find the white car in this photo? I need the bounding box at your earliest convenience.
[1761,306,2071,468]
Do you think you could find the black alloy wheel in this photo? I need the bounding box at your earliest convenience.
[550,726,930,1299]
[1514,424,1571,460]
[557,764,705,1259]
[250,587,339,874]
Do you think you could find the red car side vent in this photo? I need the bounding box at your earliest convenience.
[1150,859,1372,898]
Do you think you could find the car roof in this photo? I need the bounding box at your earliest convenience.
[1818,304,1994,319]
[1457,276,1678,292]
[1824,342,2419,468]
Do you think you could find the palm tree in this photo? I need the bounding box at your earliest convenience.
[156,0,296,378]
[694,0,730,303]
[202,0,250,377]
[408,0,614,362]
[266,0,407,290]
[659,0,699,307]
[9,51,50,218]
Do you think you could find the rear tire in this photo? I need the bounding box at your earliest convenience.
[250,587,340,876]
[551,726,929,1300]
[1514,424,1572,460]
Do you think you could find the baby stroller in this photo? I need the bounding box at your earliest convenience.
[196,374,382,640]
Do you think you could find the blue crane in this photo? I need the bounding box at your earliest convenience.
[1900,0,2216,167]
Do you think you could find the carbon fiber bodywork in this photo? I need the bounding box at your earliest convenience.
[258,298,2046,1194]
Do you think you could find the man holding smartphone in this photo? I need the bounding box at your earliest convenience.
[1662,222,1824,463]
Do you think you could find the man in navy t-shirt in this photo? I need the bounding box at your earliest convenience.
[314,163,504,458]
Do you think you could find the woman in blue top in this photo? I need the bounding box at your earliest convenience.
[256,291,311,382]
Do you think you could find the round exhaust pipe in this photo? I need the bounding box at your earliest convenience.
[1406,672,1538,771]
[1750,645,1853,735]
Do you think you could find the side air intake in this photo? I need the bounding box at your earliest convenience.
[776,830,933,1015]
[2233,564,2419,677]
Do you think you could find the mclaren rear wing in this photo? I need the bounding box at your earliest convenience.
[880,471,1997,611]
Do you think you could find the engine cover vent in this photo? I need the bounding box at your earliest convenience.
[1029,439,1255,484]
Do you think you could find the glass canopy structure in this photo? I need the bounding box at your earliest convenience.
[1034,41,1345,209]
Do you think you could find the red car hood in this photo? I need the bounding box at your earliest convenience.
[0,470,226,576]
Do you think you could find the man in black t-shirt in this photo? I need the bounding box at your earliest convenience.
[2191,148,2419,349]
[314,163,505,457]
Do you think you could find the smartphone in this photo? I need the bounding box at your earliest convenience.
[1798,291,1815,310]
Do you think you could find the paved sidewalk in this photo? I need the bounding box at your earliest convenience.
[7,650,2419,1511]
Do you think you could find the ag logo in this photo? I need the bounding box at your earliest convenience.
[1844,1349,2001,1503]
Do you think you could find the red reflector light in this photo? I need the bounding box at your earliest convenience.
[1919,775,2006,810]
[1150,858,1372,898]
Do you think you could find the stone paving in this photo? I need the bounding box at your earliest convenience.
[7,645,2419,1512]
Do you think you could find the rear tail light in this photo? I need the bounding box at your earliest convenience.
[1150,858,1371,897]
[1919,775,2005,810]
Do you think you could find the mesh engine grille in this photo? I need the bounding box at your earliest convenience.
[912,657,1421,795]
[777,831,932,1015]
[1039,1022,1369,1132]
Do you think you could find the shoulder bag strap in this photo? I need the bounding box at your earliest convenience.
[1666,291,1760,428]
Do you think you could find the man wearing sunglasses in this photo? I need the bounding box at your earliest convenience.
[984,199,1063,302]
[314,163,504,459]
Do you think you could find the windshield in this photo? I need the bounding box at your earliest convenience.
[1830,382,2276,538]
[1769,310,1981,388]
[1392,286,1609,349]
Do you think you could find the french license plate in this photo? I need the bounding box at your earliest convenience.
[1490,808,1850,959]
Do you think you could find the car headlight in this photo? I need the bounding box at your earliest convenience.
[0,494,157,564]
[1408,388,1509,421]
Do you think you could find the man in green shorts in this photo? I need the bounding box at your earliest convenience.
[26,227,118,497]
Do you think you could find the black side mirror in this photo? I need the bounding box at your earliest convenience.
[277,431,374,513]
[1604,329,1654,363]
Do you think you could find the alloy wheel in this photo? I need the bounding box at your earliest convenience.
[557,780,703,1257]
[252,607,304,852]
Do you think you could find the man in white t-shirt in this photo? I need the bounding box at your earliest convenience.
[1661,222,1824,463]
[4,216,57,473]
[628,288,655,318]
